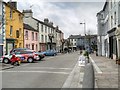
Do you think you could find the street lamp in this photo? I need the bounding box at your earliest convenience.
[80,21,86,49]
[48,33,54,50]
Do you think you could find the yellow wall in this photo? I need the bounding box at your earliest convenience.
[5,4,24,48]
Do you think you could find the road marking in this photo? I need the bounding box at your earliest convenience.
[45,57,55,60]
[89,56,102,74]
[2,70,69,75]
[62,61,78,88]
[24,67,72,70]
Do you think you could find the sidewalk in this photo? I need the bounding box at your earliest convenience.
[90,54,118,88]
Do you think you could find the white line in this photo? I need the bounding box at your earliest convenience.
[89,56,102,74]
[62,61,78,88]
[2,70,69,75]
[45,57,55,59]
[25,67,72,70]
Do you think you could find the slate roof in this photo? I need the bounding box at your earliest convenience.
[23,23,38,32]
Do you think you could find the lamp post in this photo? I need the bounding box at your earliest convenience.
[48,33,54,50]
[80,21,86,49]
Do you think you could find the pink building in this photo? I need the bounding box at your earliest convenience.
[24,23,39,52]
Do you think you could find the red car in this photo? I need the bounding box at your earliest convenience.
[2,50,40,64]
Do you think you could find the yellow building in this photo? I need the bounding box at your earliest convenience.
[4,2,24,54]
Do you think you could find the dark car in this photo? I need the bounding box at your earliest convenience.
[35,52,45,60]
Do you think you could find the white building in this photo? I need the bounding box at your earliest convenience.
[23,9,64,51]
[97,0,120,59]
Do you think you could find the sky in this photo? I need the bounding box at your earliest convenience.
[4,0,105,38]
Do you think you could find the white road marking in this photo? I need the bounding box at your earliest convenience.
[24,67,72,70]
[62,61,78,88]
[2,70,69,75]
[45,57,55,59]
[89,56,102,74]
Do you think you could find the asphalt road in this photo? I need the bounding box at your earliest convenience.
[2,52,79,88]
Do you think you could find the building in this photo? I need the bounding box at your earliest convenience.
[24,23,39,51]
[97,0,120,59]
[115,24,120,58]
[56,26,64,52]
[5,2,24,54]
[23,9,64,51]
[68,34,97,51]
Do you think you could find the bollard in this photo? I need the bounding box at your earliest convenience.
[82,63,95,90]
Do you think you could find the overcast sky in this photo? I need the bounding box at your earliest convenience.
[4,0,105,38]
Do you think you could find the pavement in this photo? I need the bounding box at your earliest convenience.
[90,54,118,88]
[62,52,118,88]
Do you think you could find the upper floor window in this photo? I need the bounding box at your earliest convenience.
[32,32,34,40]
[19,14,22,22]
[36,33,38,41]
[114,12,116,25]
[48,27,50,33]
[41,35,44,42]
[10,8,13,19]
[25,31,28,40]
[10,26,13,36]
[41,25,43,32]
[45,35,47,42]
[16,30,19,38]
[45,26,47,33]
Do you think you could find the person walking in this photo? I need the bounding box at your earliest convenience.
[78,50,86,66]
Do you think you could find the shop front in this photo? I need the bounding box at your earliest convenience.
[115,26,120,58]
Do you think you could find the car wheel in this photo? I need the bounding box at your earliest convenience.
[27,58,33,63]
[3,58,10,64]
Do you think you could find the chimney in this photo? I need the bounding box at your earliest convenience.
[49,22,53,26]
[7,2,17,9]
[44,18,49,24]
[23,9,33,17]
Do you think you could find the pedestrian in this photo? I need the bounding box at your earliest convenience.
[78,50,86,66]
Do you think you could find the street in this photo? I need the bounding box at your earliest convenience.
[2,52,79,88]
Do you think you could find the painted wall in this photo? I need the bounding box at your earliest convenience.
[5,3,24,51]
[24,29,39,52]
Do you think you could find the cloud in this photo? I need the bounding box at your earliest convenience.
[4,0,105,38]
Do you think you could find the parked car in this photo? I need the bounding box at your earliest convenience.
[10,48,30,54]
[35,52,45,60]
[2,50,40,64]
[41,50,57,56]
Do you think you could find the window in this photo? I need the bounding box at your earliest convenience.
[36,44,38,51]
[36,33,38,41]
[19,43,21,48]
[114,12,116,25]
[10,8,13,19]
[19,14,22,22]
[32,44,34,50]
[25,31,28,40]
[16,30,19,38]
[48,27,50,33]
[10,26,13,36]
[32,32,34,40]
[45,35,47,42]
[111,16,113,28]
[45,26,47,33]
[41,35,44,42]
[41,25,43,32]
[19,28,21,37]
